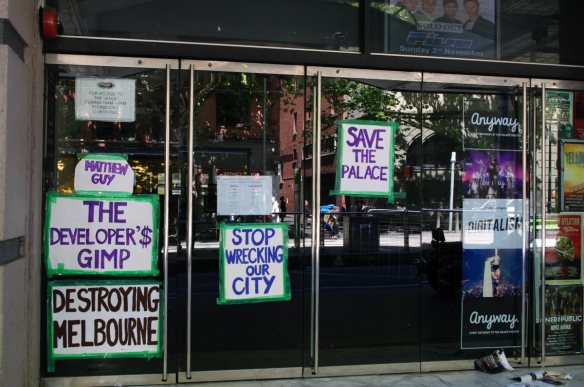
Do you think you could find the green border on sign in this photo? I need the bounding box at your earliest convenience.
[330,120,398,203]
[44,191,160,277]
[75,153,134,197]
[217,222,291,305]
[46,279,163,369]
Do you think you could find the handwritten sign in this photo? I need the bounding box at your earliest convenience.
[48,281,161,359]
[74,154,135,195]
[44,192,159,277]
[75,78,136,122]
[332,120,397,202]
[218,223,290,304]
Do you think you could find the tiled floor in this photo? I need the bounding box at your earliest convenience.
[157,366,584,387]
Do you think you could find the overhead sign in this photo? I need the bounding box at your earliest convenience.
[332,120,397,202]
[218,223,290,304]
[75,78,136,122]
[217,176,273,216]
[74,154,135,195]
[44,192,159,277]
[48,281,162,360]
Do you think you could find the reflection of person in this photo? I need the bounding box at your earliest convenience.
[504,163,515,198]
[415,0,436,22]
[279,196,287,222]
[462,0,495,39]
[483,255,501,297]
[303,200,311,218]
[323,206,340,239]
[435,0,462,24]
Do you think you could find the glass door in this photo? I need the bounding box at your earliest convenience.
[420,74,528,369]
[308,68,529,374]
[532,79,584,366]
[177,61,308,382]
[308,67,423,373]
[43,55,180,385]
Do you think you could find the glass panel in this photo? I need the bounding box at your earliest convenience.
[370,0,584,66]
[533,86,584,359]
[42,62,179,377]
[180,67,306,371]
[420,79,525,362]
[313,73,423,366]
[56,0,360,52]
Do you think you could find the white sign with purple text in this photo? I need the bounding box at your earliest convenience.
[332,120,397,201]
[44,192,159,277]
[74,154,135,195]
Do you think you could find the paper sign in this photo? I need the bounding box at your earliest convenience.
[463,199,523,249]
[332,120,397,201]
[218,223,290,304]
[217,176,273,216]
[74,154,135,195]
[44,192,159,277]
[48,281,162,359]
[75,78,136,122]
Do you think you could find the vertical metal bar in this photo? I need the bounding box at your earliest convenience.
[263,77,267,174]
[310,82,317,363]
[310,72,322,374]
[521,82,527,364]
[186,64,194,379]
[540,83,547,365]
[163,64,171,381]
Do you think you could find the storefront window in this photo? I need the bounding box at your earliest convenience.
[369,0,584,66]
[55,0,360,51]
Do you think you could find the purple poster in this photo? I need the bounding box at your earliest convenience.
[463,150,522,199]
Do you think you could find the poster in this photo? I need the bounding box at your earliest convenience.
[380,0,496,59]
[332,120,397,202]
[463,150,522,199]
[75,78,136,122]
[48,281,162,360]
[545,213,582,281]
[44,192,159,277]
[573,93,584,140]
[461,248,522,348]
[561,141,584,211]
[462,199,523,249]
[218,223,290,304]
[217,176,273,216]
[463,97,522,151]
[545,284,583,355]
[546,91,573,140]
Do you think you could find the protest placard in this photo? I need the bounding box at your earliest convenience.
[218,223,290,304]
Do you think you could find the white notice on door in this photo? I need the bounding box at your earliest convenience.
[217,176,272,216]
[75,78,136,122]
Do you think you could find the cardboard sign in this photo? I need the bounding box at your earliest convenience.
[332,120,397,202]
[48,281,162,360]
[44,192,159,277]
[75,78,136,122]
[218,223,290,304]
[74,154,135,195]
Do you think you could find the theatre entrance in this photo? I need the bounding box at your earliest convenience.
[41,54,584,385]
